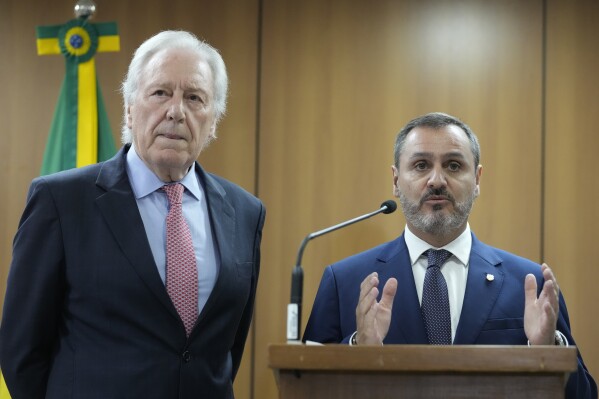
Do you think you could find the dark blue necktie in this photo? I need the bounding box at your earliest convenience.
[421,249,453,345]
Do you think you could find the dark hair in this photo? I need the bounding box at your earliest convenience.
[393,112,480,170]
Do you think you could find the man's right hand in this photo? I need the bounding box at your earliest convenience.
[355,272,398,345]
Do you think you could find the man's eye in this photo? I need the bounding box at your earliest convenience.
[414,162,427,170]
[189,94,203,102]
[448,162,461,171]
[152,90,167,96]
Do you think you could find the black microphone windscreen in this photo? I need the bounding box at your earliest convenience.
[380,200,397,214]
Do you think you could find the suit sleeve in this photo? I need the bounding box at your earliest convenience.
[0,179,66,399]
[556,293,598,399]
[230,202,266,380]
[303,266,351,344]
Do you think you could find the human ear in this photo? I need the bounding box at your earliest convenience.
[391,165,400,197]
[126,105,133,129]
[474,164,483,197]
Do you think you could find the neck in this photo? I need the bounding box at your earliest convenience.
[156,169,187,183]
[151,163,194,183]
[408,222,467,248]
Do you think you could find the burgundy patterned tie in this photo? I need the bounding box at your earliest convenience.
[421,249,453,345]
[163,183,198,336]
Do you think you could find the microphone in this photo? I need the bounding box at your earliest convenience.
[287,200,397,343]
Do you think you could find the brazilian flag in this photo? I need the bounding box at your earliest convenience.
[36,18,119,175]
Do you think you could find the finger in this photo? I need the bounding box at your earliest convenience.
[541,263,560,297]
[543,299,557,321]
[524,274,538,307]
[357,273,380,325]
[379,278,398,310]
[538,300,559,338]
[538,264,559,305]
[541,263,555,283]
[539,280,559,313]
[359,272,378,303]
[356,286,379,324]
[357,287,380,336]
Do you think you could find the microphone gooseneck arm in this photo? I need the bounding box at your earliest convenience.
[287,200,397,342]
[294,206,391,266]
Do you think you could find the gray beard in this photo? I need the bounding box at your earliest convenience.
[399,190,476,237]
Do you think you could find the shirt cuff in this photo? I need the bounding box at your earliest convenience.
[527,330,569,346]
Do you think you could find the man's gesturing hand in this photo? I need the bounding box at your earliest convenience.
[355,272,398,345]
[524,263,560,345]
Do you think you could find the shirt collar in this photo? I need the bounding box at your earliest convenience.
[126,145,202,201]
[404,223,472,267]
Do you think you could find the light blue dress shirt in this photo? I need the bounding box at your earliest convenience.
[125,146,219,316]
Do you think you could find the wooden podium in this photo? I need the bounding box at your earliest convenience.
[268,344,577,399]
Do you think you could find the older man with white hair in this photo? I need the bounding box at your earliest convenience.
[0,30,265,399]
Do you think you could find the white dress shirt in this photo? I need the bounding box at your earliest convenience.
[404,224,472,342]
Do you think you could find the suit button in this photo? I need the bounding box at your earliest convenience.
[182,351,191,363]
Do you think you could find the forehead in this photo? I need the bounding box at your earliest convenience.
[141,48,213,92]
[401,125,474,162]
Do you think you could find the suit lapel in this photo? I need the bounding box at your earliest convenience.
[95,146,179,322]
[453,234,504,344]
[377,235,428,344]
[193,166,236,323]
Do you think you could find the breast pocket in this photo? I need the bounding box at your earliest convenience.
[478,317,526,344]
[481,317,524,331]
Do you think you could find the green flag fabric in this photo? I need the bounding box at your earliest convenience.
[41,68,116,174]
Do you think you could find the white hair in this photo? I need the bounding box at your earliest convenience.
[120,30,228,144]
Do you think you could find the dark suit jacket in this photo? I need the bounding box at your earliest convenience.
[0,146,266,399]
[303,233,597,399]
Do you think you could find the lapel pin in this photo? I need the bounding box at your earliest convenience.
[486,273,495,282]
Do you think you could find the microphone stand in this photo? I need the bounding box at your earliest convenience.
[287,201,396,343]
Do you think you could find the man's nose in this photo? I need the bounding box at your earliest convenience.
[166,97,185,122]
[427,166,447,188]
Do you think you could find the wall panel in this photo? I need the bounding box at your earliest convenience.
[0,1,259,397]
[256,0,544,397]
[545,0,599,383]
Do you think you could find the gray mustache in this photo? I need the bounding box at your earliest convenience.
[420,188,455,205]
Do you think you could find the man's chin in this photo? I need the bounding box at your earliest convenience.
[148,151,193,170]
[418,198,451,209]
[408,211,463,234]
[420,204,452,214]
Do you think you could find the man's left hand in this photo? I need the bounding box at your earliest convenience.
[524,263,560,345]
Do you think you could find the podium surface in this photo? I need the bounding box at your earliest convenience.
[268,344,577,399]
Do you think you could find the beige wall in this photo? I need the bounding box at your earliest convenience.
[545,0,599,385]
[0,1,597,398]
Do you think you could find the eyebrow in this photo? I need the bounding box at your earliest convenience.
[407,151,468,161]
[148,81,206,90]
